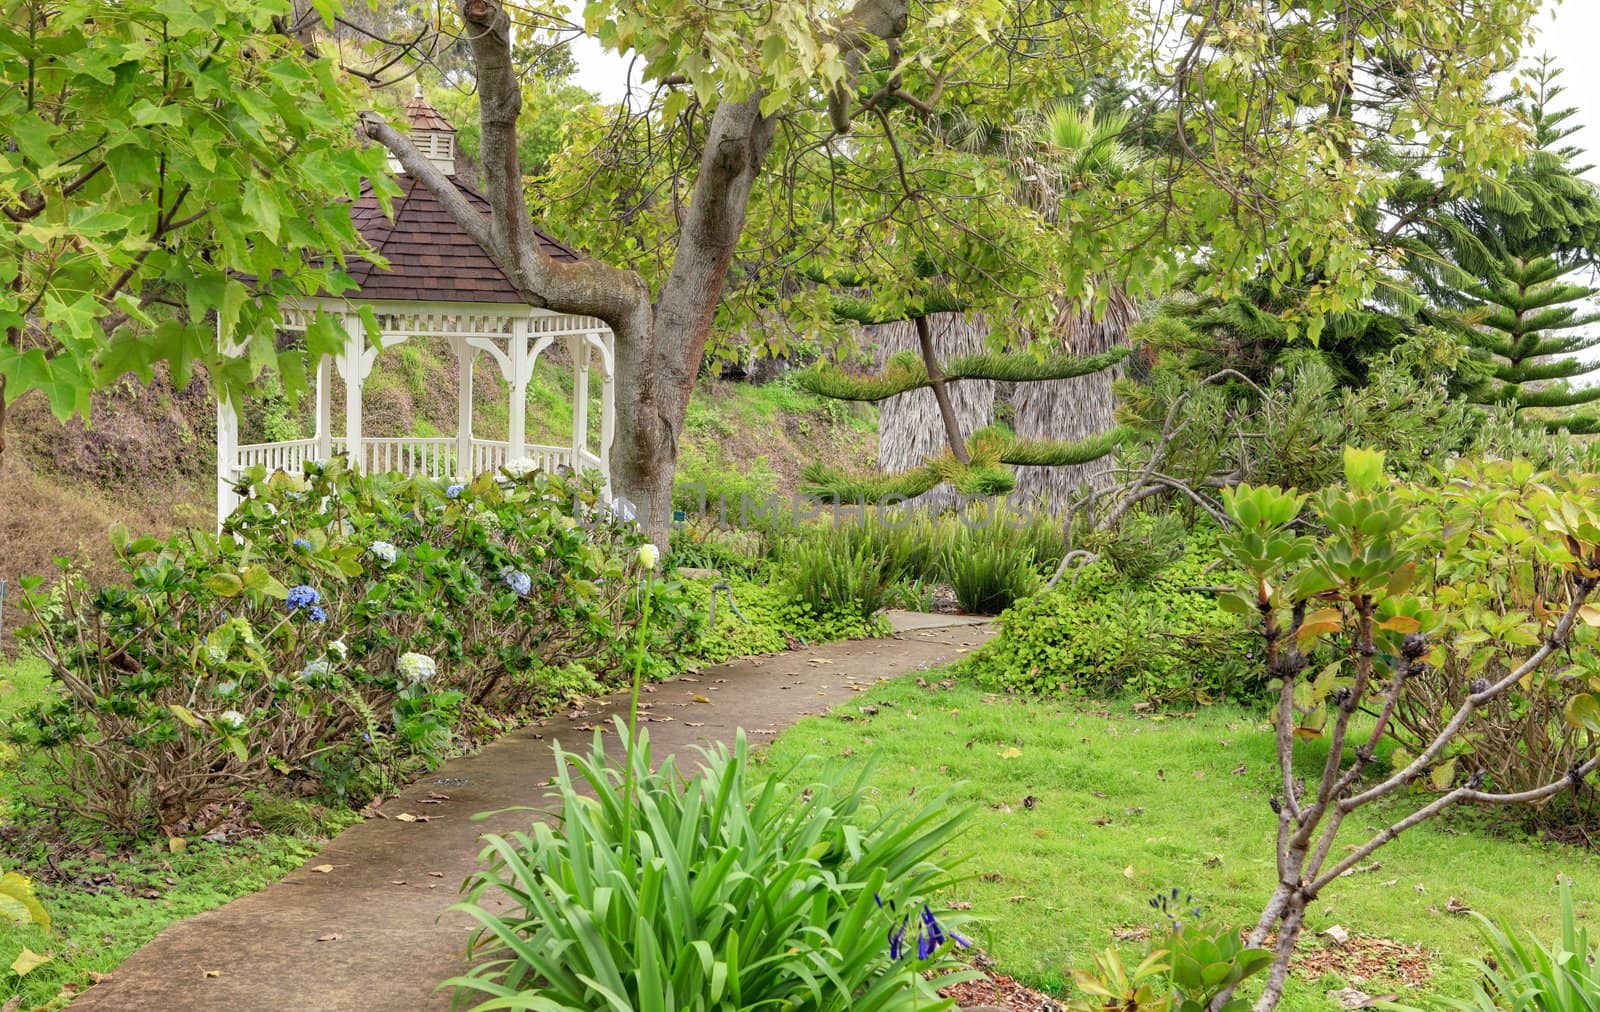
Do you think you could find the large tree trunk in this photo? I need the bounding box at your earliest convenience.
[1011,289,1138,508]
[366,0,907,546]
[873,313,994,511]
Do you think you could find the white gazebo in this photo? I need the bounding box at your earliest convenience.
[216,93,615,526]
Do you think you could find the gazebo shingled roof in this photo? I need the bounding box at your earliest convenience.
[343,175,580,304]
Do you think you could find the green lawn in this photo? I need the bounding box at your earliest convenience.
[761,677,1600,1010]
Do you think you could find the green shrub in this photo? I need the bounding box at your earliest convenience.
[445,724,977,1011]
[1308,458,1600,829]
[958,531,1253,703]
[9,461,679,835]
[1443,883,1600,1012]
[672,439,781,516]
[668,517,772,577]
[1068,898,1270,1012]
[781,537,894,624]
[679,578,888,663]
[937,521,1040,614]
[1093,510,1187,583]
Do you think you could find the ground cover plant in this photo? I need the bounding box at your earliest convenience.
[958,526,1254,703]
[761,679,1600,1010]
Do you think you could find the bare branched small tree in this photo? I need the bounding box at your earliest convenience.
[1211,452,1600,1011]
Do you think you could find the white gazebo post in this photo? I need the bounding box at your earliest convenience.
[569,334,589,471]
[337,313,366,471]
[452,336,474,479]
[216,394,239,530]
[600,331,616,483]
[506,319,529,463]
[215,320,242,529]
[314,355,333,462]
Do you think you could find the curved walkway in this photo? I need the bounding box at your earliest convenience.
[72,613,992,1011]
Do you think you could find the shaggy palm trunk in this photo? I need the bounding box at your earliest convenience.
[1012,289,1137,508]
[872,313,994,510]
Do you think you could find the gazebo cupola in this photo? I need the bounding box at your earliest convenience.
[217,90,616,526]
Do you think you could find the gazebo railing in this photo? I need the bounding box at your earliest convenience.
[237,438,320,476]
[341,437,456,479]
[471,439,510,474]
[230,437,578,482]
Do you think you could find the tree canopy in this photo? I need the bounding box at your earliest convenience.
[0,0,392,454]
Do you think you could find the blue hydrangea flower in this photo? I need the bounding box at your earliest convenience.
[300,659,331,682]
[307,606,327,624]
[501,567,532,597]
[446,483,465,499]
[286,585,321,611]
[292,538,312,552]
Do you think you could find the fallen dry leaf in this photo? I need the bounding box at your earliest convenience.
[692,694,712,704]
[9,948,50,977]
[309,864,334,874]
[394,813,418,823]
[203,970,223,979]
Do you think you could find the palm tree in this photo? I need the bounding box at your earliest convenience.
[1013,105,1142,506]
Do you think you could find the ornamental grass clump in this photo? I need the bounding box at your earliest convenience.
[444,724,977,1011]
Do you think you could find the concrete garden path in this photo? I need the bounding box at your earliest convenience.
[73,612,993,1012]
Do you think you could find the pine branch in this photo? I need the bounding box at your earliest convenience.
[797,347,1131,402]
[997,425,1129,466]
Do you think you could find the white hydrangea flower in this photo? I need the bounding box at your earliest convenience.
[637,543,660,569]
[397,652,436,685]
[218,709,247,731]
[369,540,398,566]
[327,639,349,661]
[300,658,331,681]
[504,457,537,479]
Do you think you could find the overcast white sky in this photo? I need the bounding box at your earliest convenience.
[571,2,1600,162]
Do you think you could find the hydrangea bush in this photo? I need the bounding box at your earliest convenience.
[10,459,687,835]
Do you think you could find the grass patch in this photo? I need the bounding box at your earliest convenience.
[761,678,1600,1010]
[0,835,332,1009]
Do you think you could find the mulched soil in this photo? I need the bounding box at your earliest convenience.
[1265,932,1434,989]
[935,929,1432,1011]
[940,969,1065,1011]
